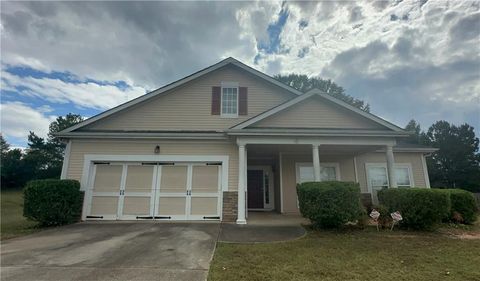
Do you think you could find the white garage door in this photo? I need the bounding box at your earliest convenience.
[85,162,222,221]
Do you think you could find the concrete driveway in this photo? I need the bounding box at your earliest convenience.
[1,222,220,281]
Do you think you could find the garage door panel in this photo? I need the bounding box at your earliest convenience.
[158,197,186,215]
[160,166,188,193]
[86,161,222,221]
[191,166,219,193]
[190,197,218,215]
[125,165,155,193]
[91,196,119,215]
[123,197,151,216]
[93,165,123,192]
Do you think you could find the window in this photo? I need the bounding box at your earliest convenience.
[296,163,340,183]
[221,86,238,116]
[321,166,337,181]
[366,163,414,203]
[395,167,412,187]
[367,166,389,190]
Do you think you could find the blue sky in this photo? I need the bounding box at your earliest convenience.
[1,1,479,148]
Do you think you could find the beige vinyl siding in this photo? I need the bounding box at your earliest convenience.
[66,139,239,191]
[355,152,427,192]
[280,152,427,214]
[252,97,383,129]
[82,65,293,131]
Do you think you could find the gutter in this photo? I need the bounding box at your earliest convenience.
[225,129,410,138]
[54,132,229,140]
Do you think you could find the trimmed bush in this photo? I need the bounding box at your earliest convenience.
[441,189,478,224]
[297,181,364,228]
[24,179,83,226]
[378,188,450,230]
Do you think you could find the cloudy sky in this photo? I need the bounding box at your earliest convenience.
[1,1,479,147]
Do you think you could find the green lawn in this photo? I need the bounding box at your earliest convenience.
[209,226,480,281]
[1,190,39,240]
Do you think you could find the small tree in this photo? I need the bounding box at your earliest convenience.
[1,136,27,188]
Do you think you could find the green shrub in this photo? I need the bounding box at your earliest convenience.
[378,188,450,230]
[297,181,365,228]
[23,179,83,226]
[440,189,478,224]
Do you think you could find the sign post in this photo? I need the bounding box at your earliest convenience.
[390,211,403,231]
[369,209,380,231]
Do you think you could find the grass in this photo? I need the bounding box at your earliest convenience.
[1,190,39,240]
[209,224,480,281]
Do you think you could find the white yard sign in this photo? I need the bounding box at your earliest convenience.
[390,211,403,230]
[370,209,381,231]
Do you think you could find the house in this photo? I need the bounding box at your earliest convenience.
[57,57,436,224]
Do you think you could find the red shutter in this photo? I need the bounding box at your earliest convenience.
[239,87,248,115]
[211,86,221,115]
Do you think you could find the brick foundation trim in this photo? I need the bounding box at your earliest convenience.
[222,191,238,222]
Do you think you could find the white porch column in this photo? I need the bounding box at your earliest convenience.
[237,144,247,224]
[312,145,321,181]
[386,145,397,188]
[244,147,248,219]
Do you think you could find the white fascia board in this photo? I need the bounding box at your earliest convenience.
[60,57,301,134]
[56,132,228,140]
[60,140,72,179]
[236,136,396,146]
[226,129,409,138]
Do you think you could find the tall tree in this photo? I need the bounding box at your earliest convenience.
[404,119,423,144]
[274,74,370,112]
[1,135,9,155]
[423,121,480,192]
[23,113,84,181]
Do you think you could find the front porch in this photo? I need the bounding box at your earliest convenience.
[247,211,308,226]
[236,137,403,224]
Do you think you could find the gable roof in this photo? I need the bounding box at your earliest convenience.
[60,57,302,133]
[230,89,405,132]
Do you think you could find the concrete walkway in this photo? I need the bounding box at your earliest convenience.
[218,212,307,243]
[218,224,306,243]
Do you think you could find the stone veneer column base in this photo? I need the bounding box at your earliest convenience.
[222,191,238,222]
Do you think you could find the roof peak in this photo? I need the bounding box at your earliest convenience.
[305,88,326,95]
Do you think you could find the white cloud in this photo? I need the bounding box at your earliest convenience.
[0,102,57,139]
[0,1,269,89]
[1,70,146,110]
[0,1,478,133]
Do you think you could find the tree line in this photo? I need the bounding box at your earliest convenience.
[1,76,479,192]
[404,120,480,192]
[1,114,84,189]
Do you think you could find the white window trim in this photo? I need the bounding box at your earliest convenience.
[295,162,341,183]
[365,163,415,194]
[220,81,239,118]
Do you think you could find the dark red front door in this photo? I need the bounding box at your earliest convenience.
[248,170,264,209]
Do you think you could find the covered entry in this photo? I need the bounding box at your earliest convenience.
[82,155,229,221]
